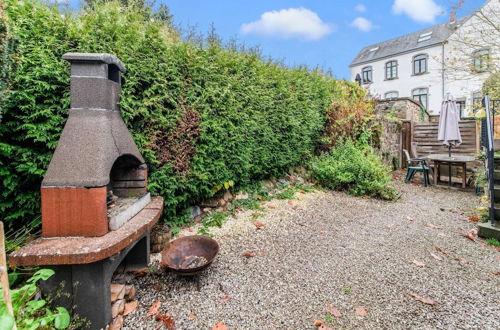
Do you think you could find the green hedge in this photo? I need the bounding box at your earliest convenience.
[0,0,367,229]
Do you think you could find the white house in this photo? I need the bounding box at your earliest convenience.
[350,0,499,117]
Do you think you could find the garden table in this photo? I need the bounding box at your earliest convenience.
[425,154,476,188]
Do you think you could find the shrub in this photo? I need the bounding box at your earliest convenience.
[309,140,397,200]
[0,269,71,329]
[1,0,370,231]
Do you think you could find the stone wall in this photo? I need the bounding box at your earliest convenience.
[369,119,403,170]
[375,98,429,122]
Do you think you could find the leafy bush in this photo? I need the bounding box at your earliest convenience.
[0,269,70,329]
[1,0,369,231]
[309,140,397,200]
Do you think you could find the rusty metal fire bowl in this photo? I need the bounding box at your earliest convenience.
[161,235,219,276]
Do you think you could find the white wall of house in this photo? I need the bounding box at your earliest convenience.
[444,0,499,116]
[350,0,499,117]
[350,45,444,114]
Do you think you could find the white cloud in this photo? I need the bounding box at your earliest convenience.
[355,4,367,13]
[392,0,444,24]
[240,7,335,41]
[351,17,375,32]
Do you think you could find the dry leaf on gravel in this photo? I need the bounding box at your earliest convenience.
[123,301,138,316]
[491,271,500,275]
[355,306,368,316]
[434,246,449,255]
[430,253,443,261]
[292,206,299,210]
[218,295,231,303]
[133,267,149,278]
[314,320,325,327]
[155,315,175,330]
[147,301,162,316]
[212,322,228,330]
[267,206,276,209]
[468,216,481,222]
[425,223,441,229]
[455,257,469,264]
[327,304,342,318]
[460,230,477,241]
[188,313,197,319]
[253,221,266,229]
[242,252,256,258]
[412,260,426,267]
[154,283,163,291]
[409,293,437,305]
[407,216,415,222]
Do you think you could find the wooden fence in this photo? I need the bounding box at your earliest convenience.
[413,120,479,157]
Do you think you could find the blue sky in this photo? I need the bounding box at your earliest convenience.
[72,0,485,79]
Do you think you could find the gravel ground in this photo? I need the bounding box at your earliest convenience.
[123,178,499,330]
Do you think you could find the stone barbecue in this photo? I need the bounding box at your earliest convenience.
[10,53,163,330]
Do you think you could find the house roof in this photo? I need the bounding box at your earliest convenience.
[350,15,471,67]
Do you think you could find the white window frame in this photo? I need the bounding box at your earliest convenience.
[384,91,399,99]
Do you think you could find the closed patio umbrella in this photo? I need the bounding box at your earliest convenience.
[438,94,462,185]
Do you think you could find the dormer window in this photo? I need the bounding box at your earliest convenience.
[413,54,428,75]
[417,31,432,42]
[473,48,490,73]
[385,60,398,80]
[362,66,372,83]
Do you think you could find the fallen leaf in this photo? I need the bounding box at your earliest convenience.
[267,205,276,209]
[300,191,306,194]
[460,230,477,241]
[292,206,298,210]
[425,223,441,229]
[212,321,228,330]
[491,271,500,275]
[218,295,231,303]
[253,221,266,229]
[327,304,342,318]
[188,313,197,319]
[407,216,415,222]
[123,301,138,316]
[242,252,256,258]
[455,257,469,264]
[155,315,175,330]
[319,325,334,330]
[468,215,481,222]
[154,283,163,291]
[434,246,449,255]
[355,306,368,316]
[430,253,443,261]
[409,293,438,305]
[313,320,325,327]
[412,260,426,267]
[133,267,149,278]
[287,200,293,204]
[147,301,162,316]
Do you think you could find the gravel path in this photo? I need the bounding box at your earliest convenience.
[123,180,499,330]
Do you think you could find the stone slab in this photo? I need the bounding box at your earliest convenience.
[9,197,163,266]
[477,221,500,240]
[109,193,151,231]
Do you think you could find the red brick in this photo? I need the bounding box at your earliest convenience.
[41,187,108,237]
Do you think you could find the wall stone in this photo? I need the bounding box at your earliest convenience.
[375,98,429,122]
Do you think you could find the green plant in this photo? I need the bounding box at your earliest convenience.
[324,313,334,324]
[0,269,70,329]
[486,238,500,247]
[341,286,350,293]
[277,188,296,200]
[309,140,397,200]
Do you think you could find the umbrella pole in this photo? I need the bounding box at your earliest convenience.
[448,145,452,186]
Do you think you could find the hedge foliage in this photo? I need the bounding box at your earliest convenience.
[0,0,369,229]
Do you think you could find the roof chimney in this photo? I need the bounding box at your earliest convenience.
[449,11,456,24]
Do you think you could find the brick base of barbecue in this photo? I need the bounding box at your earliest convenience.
[10,197,163,330]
